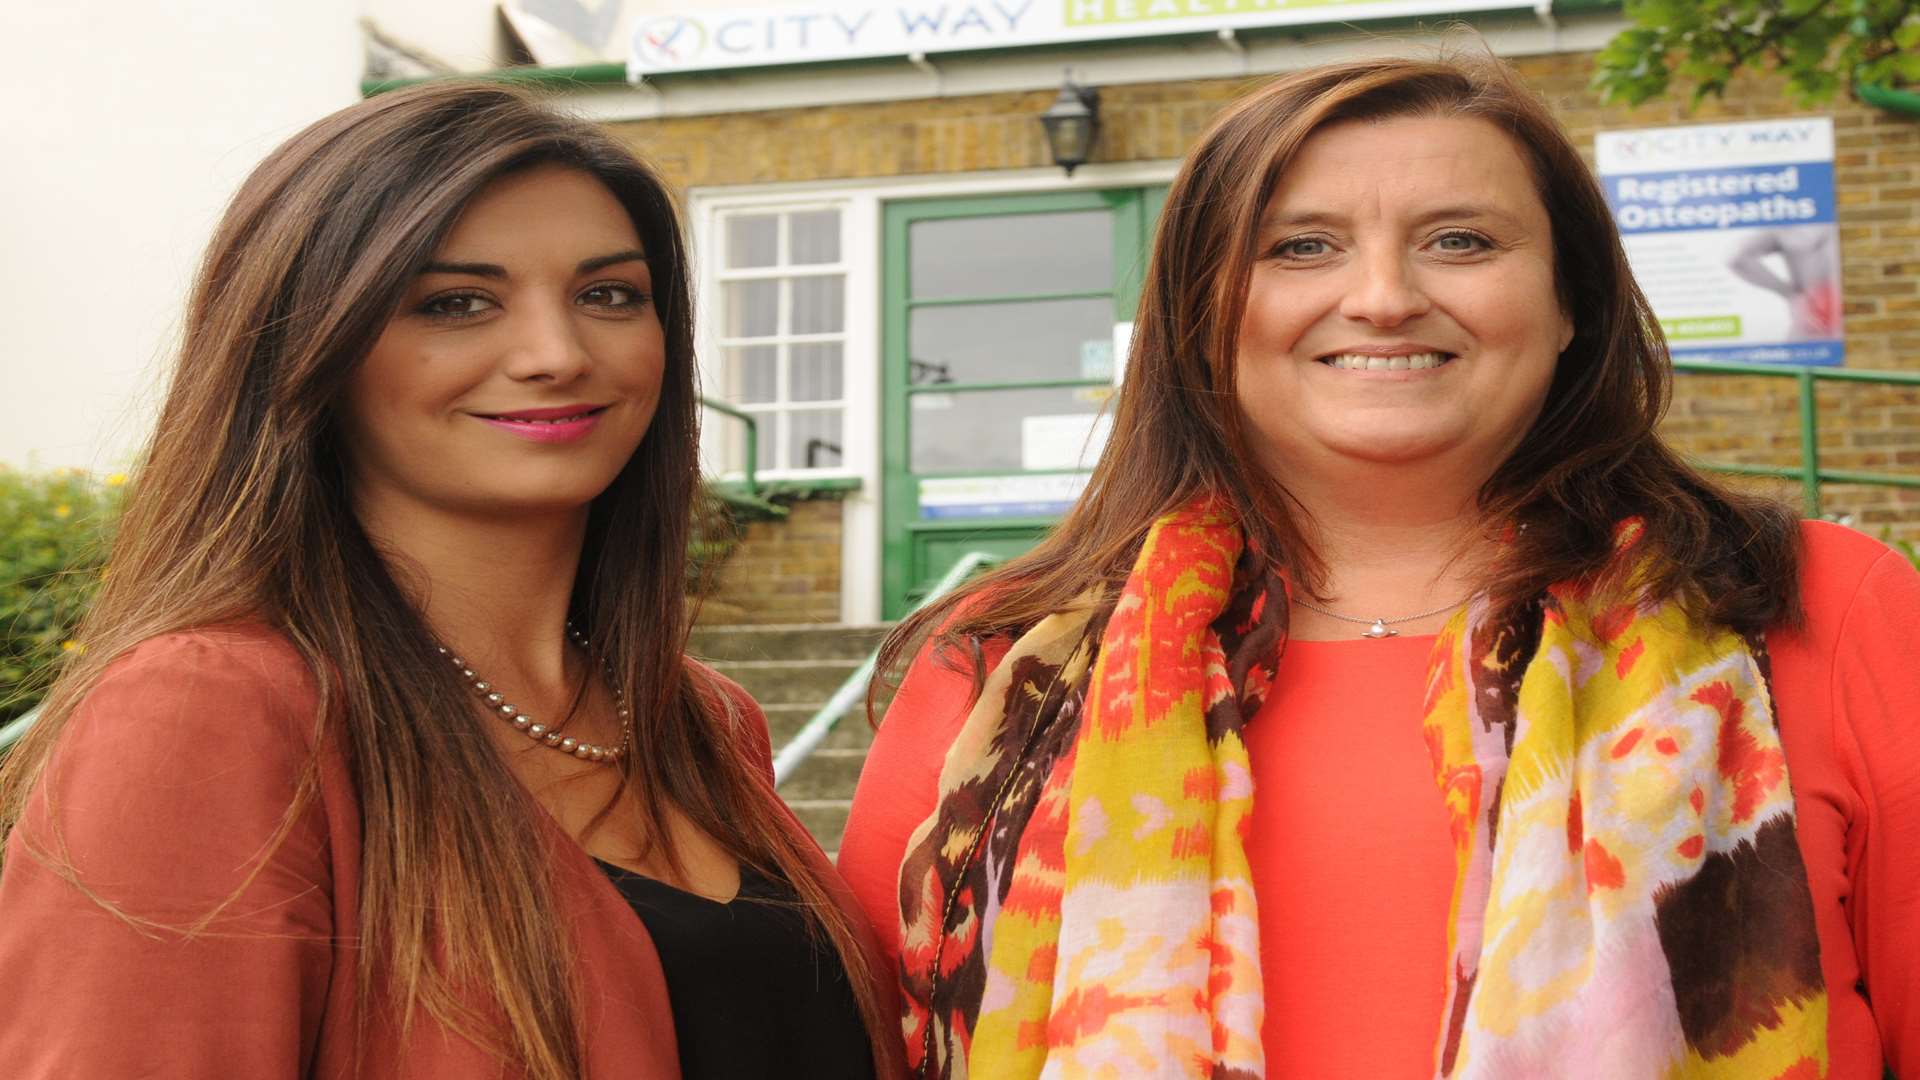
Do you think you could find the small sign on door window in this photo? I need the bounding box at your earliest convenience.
[1022,414,1112,471]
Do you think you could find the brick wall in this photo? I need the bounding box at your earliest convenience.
[696,497,844,625]
[612,49,1920,541]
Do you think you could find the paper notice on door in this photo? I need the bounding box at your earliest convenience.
[919,473,1090,519]
[1022,413,1112,471]
[1080,338,1115,380]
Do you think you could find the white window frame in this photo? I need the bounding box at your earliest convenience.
[700,203,856,480]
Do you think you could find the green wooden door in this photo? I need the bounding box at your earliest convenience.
[880,187,1163,618]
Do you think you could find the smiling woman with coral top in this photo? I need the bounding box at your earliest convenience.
[838,56,1917,1080]
[0,84,900,1079]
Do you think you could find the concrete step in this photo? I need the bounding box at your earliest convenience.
[778,746,869,801]
[709,658,864,705]
[787,798,852,855]
[690,622,892,663]
[687,622,898,853]
[763,703,878,750]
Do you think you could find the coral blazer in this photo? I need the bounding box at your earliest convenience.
[0,625,901,1078]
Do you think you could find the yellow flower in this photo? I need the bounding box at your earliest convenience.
[61,640,83,653]
[106,472,127,487]
[53,504,71,519]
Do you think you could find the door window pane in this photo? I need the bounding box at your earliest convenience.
[909,210,1112,300]
[909,298,1111,385]
[910,386,1111,473]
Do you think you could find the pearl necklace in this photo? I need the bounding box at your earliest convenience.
[437,623,631,764]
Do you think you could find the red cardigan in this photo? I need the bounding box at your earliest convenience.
[0,625,902,1078]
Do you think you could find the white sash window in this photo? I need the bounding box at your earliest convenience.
[711,206,848,474]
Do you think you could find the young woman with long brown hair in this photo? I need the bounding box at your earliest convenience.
[840,55,1917,1079]
[0,83,901,1079]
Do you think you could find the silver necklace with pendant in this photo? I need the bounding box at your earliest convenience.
[1292,595,1473,639]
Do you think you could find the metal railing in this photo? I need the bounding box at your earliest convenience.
[700,397,768,501]
[0,709,34,753]
[771,550,1002,787]
[1673,360,1920,517]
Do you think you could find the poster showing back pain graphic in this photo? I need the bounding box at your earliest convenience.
[1598,117,1844,367]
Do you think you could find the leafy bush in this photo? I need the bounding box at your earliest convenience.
[0,467,122,725]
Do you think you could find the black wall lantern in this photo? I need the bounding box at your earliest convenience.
[1039,75,1100,177]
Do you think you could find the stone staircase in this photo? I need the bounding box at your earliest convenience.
[688,622,893,855]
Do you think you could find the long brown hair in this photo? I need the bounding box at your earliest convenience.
[880,53,1800,693]
[0,82,894,1078]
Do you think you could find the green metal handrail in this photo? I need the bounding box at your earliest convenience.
[0,708,35,753]
[1672,360,1920,517]
[771,549,1002,787]
[700,397,762,496]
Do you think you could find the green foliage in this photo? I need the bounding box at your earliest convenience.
[1593,0,1920,109]
[0,467,123,725]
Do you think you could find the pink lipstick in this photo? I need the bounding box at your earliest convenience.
[473,404,608,444]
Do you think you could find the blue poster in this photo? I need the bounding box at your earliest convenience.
[1597,118,1843,366]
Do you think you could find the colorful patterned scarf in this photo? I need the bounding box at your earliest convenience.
[894,501,1826,1079]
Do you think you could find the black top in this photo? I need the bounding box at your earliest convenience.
[596,860,875,1080]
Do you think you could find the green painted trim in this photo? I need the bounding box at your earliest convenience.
[361,61,628,97]
[908,290,1113,308]
[907,378,1111,395]
[1860,83,1920,118]
[881,198,917,619]
[1120,185,1169,321]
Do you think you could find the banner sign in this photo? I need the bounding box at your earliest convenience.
[628,0,1519,78]
[1597,118,1843,366]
